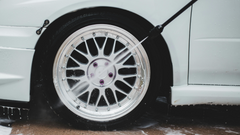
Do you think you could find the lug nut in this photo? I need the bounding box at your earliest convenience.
[105,62,109,66]
[93,62,98,67]
[108,72,113,78]
[100,79,104,85]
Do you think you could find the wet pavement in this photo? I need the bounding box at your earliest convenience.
[1,97,240,135]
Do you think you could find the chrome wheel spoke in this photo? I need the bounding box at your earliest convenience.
[66,67,82,70]
[118,74,137,79]
[121,79,134,88]
[110,37,117,56]
[74,48,94,63]
[83,39,91,56]
[103,94,110,107]
[110,84,128,97]
[86,89,93,105]
[66,75,85,80]
[69,56,87,68]
[92,36,103,57]
[121,65,137,68]
[95,94,101,107]
[109,85,119,103]
[109,47,127,61]
[100,35,109,56]
[74,84,92,98]
[116,53,132,66]
[115,89,128,96]
[71,81,89,95]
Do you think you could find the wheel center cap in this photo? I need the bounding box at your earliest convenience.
[87,59,116,87]
[96,66,107,79]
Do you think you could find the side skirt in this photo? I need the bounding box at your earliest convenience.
[172,85,240,105]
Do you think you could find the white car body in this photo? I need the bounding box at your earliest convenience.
[0,0,240,105]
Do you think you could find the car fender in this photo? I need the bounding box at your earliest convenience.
[0,0,191,86]
[0,0,191,102]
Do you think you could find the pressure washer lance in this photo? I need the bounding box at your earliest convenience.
[149,0,198,39]
[93,0,198,81]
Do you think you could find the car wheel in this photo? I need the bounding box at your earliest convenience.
[39,11,161,130]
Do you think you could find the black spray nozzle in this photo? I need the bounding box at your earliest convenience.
[149,0,198,39]
[149,25,164,39]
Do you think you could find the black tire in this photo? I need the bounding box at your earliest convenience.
[37,11,162,130]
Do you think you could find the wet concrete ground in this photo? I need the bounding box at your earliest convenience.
[1,97,240,135]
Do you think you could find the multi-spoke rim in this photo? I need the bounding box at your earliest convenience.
[53,24,150,121]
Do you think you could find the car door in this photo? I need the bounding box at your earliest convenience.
[189,0,240,85]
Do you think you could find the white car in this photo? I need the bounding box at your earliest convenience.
[0,0,239,129]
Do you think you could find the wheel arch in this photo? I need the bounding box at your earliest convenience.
[31,7,173,98]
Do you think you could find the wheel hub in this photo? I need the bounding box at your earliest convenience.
[87,59,116,87]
